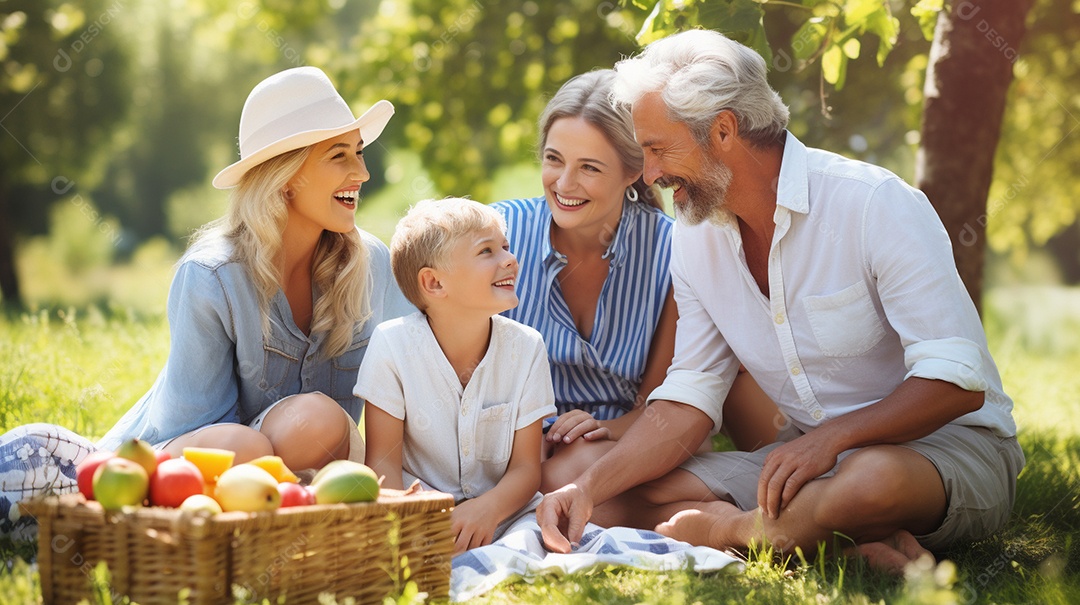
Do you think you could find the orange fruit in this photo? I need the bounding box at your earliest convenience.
[246,455,299,483]
[182,447,236,484]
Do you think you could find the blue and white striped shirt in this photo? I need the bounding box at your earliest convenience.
[493,196,674,419]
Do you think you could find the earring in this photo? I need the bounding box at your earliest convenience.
[625,186,639,202]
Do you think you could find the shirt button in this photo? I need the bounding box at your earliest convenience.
[791,367,801,376]
[812,410,824,421]
[461,406,468,417]
[774,313,785,325]
[463,444,470,456]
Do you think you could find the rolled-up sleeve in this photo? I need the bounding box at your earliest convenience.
[864,178,992,393]
[904,337,989,392]
[149,261,240,441]
[647,230,739,432]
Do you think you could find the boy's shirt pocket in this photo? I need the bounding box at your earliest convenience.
[474,401,512,463]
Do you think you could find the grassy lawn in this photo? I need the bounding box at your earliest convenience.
[1,286,1078,603]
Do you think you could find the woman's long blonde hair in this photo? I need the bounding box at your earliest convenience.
[189,146,371,359]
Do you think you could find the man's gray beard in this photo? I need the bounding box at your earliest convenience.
[674,155,734,226]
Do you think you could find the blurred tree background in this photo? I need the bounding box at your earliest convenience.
[0,0,1076,314]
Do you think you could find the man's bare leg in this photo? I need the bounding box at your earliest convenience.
[589,468,719,529]
[654,445,943,574]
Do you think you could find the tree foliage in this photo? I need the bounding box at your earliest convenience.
[1,0,1077,308]
[984,0,1080,264]
[345,0,640,201]
[0,0,132,303]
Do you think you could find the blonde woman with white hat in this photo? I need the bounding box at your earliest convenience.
[95,66,412,466]
[0,68,410,528]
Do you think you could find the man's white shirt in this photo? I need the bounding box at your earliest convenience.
[649,132,1016,438]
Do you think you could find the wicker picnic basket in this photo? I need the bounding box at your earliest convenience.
[22,491,454,604]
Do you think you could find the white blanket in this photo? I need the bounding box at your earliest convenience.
[450,515,742,601]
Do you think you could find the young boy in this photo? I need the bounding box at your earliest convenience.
[354,198,556,553]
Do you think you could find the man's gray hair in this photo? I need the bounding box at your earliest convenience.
[612,29,789,149]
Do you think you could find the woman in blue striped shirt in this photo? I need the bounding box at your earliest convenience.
[494,70,780,492]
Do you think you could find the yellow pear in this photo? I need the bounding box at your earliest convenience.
[214,464,281,512]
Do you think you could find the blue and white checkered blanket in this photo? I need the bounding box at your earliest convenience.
[450,514,741,601]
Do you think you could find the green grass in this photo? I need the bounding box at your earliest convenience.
[2,287,1079,603]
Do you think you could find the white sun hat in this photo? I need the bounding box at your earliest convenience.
[212,66,394,189]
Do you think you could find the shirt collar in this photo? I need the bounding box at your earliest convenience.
[775,131,810,215]
[542,195,637,267]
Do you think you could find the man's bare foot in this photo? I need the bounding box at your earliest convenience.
[852,530,934,575]
[654,500,741,549]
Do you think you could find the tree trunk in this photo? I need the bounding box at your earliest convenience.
[916,0,1035,313]
[0,188,22,308]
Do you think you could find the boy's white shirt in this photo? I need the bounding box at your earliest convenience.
[354,311,556,503]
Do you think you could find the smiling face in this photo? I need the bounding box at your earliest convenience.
[542,116,639,235]
[284,130,369,237]
[631,92,733,225]
[432,224,519,316]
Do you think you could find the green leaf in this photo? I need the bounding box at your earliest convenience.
[697,0,764,33]
[744,21,773,65]
[868,11,899,65]
[636,0,672,45]
[697,0,770,63]
[843,0,881,24]
[822,44,842,85]
[842,37,860,59]
[791,19,828,62]
[910,0,944,41]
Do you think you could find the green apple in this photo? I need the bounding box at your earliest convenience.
[93,457,149,510]
[115,438,159,478]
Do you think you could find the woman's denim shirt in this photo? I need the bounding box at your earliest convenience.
[98,229,413,451]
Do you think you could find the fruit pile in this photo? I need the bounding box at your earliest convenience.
[76,438,380,514]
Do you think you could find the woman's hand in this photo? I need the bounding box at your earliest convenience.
[451,497,499,554]
[546,410,610,445]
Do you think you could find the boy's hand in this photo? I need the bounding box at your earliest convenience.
[451,498,499,554]
[546,410,610,445]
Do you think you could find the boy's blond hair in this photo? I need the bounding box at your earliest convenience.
[390,197,508,311]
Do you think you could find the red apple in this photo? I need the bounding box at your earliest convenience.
[155,450,172,465]
[76,451,116,500]
[278,482,315,508]
[149,459,205,508]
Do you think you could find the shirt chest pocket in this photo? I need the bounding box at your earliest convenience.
[802,281,886,357]
[475,401,512,463]
[262,339,303,392]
